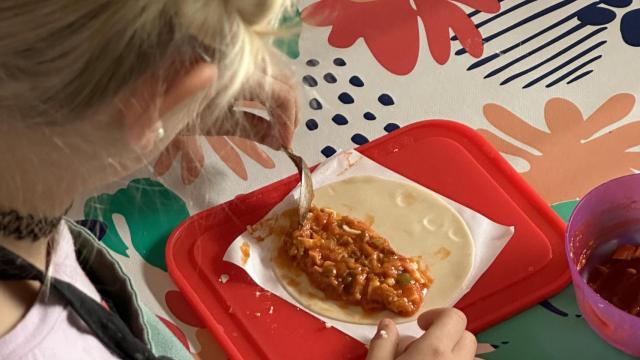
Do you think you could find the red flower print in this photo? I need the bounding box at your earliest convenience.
[302,0,419,74]
[416,0,499,64]
[301,0,500,74]
[157,315,190,350]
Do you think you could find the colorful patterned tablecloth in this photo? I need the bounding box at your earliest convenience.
[71,1,640,358]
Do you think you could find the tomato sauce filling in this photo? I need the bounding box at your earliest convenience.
[240,241,250,265]
[281,207,433,316]
[587,244,640,317]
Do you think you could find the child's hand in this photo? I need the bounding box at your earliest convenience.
[367,308,478,360]
[155,73,297,185]
[193,72,298,150]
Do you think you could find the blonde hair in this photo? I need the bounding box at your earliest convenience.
[0,0,293,125]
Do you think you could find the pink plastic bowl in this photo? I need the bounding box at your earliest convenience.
[566,174,640,356]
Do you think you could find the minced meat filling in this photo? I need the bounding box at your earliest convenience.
[282,207,432,316]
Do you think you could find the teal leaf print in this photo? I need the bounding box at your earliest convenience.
[478,287,635,359]
[83,178,189,271]
[551,200,580,222]
[274,8,301,59]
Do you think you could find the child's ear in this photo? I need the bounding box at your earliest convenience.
[117,62,218,152]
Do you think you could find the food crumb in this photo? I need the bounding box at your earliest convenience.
[435,246,451,260]
[240,242,251,265]
[378,330,388,339]
[219,274,229,283]
[248,218,276,241]
[324,323,332,329]
[255,312,261,317]
[268,306,274,314]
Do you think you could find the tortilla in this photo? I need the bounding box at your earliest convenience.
[272,175,474,324]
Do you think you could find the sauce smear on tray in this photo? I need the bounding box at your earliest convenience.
[281,207,432,316]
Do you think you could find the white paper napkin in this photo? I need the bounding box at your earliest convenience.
[224,150,514,343]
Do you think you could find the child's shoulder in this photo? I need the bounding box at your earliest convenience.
[66,220,192,360]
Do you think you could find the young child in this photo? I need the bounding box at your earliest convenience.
[0,1,477,359]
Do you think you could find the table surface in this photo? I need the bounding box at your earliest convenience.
[72,1,640,358]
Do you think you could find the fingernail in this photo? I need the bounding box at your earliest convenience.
[379,319,393,329]
[376,319,392,339]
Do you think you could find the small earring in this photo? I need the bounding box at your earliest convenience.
[156,125,165,141]
[153,121,165,142]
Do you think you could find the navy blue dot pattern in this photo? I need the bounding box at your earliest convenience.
[309,98,322,110]
[302,75,318,87]
[384,123,400,133]
[300,55,403,156]
[323,72,337,84]
[577,4,616,26]
[321,146,337,158]
[621,10,640,47]
[602,0,632,6]
[351,133,369,145]
[332,114,349,125]
[600,0,633,8]
[349,76,364,87]
[305,119,319,131]
[378,94,395,106]
[338,92,354,104]
[363,112,376,121]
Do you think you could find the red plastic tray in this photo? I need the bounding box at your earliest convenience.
[166,120,570,360]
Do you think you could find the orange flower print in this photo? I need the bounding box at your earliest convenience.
[154,135,275,185]
[478,93,640,204]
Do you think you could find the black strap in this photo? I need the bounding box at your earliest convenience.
[0,245,170,360]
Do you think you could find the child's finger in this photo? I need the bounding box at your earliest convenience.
[366,319,399,360]
[266,81,296,148]
[406,308,467,356]
[396,335,416,357]
[249,72,297,148]
[417,308,467,337]
[453,330,477,359]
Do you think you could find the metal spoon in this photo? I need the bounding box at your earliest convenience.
[283,148,314,224]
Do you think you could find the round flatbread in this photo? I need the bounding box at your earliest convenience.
[272,175,474,324]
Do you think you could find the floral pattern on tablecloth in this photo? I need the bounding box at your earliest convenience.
[76,2,640,359]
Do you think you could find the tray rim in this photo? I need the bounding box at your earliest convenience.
[166,119,571,359]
